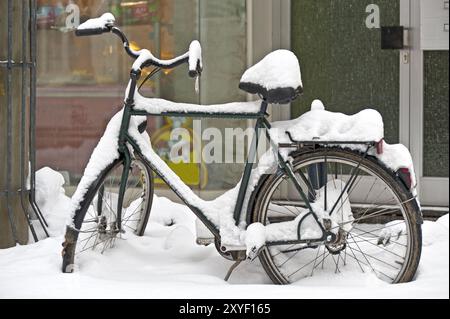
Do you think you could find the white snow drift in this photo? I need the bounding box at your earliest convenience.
[0,172,447,298]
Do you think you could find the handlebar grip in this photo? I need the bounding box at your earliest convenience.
[188,40,203,78]
[75,13,115,37]
[75,27,108,36]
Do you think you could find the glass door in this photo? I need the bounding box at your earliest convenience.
[291,0,402,143]
[409,0,449,207]
[290,0,407,205]
[290,0,449,208]
[419,50,449,206]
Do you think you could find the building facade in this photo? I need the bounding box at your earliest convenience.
[32,0,448,208]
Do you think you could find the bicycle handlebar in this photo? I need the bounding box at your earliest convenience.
[75,13,115,36]
[75,13,202,78]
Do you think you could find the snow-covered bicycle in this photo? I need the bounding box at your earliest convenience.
[62,13,422,284]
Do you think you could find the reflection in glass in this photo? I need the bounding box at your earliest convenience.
[36,0,249,196]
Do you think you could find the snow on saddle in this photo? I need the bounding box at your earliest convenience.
[239,49,303,104]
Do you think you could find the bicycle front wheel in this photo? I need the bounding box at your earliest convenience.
[251,148,422,284]
[62,155,153,272]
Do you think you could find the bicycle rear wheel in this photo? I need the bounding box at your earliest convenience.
[62,155,153,273]
[251,148,422,284]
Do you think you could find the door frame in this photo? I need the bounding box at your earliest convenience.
[409,0,449,207]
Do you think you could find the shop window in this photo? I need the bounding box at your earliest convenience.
[36,0,248,195]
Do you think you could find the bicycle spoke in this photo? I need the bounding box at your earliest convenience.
[348,233,401,271]
[346,241,366,272]
[79,230,98,251]
[351,221,405,236]
[349,233,406,259]
[271,244,298,257]
[310,245,323,277]
[268,205,299,217]
[245,151,418,284]
[75,161,149,260]
[343,247,369,269]
[350,233,408,245]
[287,248,328,278]
[332,174,364,216]
[330,199,414,231]
[363,176,379,204]
[278,246,303,267]
[332,254,341,273]
[350,224,408,248]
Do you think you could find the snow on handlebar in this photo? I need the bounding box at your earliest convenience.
[188,40,203,78]
[131,40,202,77]
[75,12,115,36]
[75,13,202,78]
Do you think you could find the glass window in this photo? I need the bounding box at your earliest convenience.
[36,0,248,196]
[198,1,248,193]
[291,0,400,144]
[423,50,449,178]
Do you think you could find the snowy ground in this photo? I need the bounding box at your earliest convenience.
[0,168,448,299]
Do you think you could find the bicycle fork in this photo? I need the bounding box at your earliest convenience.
[115,148,132,233]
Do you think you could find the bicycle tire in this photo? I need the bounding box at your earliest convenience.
[251,148,422,284]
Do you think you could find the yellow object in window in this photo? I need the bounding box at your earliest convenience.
[151,117,208,189]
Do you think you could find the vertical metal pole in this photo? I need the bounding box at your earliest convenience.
[20,0,38,241]
[232,101,267,225]
[117,151,131,232]
[6,0,19,244]
[29,0,50,235]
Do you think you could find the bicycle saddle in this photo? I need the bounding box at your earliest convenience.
[239,50,303,104]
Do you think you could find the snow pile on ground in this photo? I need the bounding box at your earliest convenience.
[35,167,72,236]
[0,191,448,298]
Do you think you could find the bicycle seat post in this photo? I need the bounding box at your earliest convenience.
[232,100,268,226]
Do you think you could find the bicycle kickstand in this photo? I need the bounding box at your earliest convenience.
[224,260,242,282]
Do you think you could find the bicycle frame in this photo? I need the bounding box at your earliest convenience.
[93,26,385,250]
[111,68,334,249]
[61,20,422,283]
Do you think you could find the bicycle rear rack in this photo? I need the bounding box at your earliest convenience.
[277,131,378,149]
